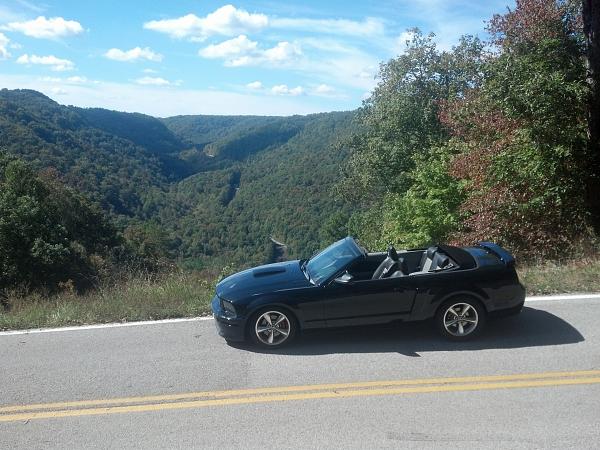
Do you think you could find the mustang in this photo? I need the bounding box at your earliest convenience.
[211,237,525,348]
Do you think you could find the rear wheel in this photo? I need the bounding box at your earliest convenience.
[436,298,486,341]
[249,308,297,348]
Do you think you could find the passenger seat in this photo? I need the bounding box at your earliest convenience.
[418,246,438,272]
[413,247,451,274]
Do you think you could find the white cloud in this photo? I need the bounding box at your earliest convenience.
[288,48,379,91]
[246,81,262,89]
[314,84,334,94]
[142,68,158,74]
[0,32,10,59]
[271,84,304,96]
[2,16,83,39]
[16,54,74,71]
[66,76,88,83]
[199,35,301,67]
[104,47,163,62]
[199,34,257,58]
[39,75,97,85]
[261,42,301,64]
[271,17,384,37]
[135,76,172,86]
[145,6,387,42]
[50,86,67,95]
[144,5,268,41]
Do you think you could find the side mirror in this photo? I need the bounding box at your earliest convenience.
[334,272,354,284]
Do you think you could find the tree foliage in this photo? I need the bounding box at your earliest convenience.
[339,31,484,250]
[0,153,120,292]
[340,0,593,258]
[338,31,485,203]
[445,0,589,254]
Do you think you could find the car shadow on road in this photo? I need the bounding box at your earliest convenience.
[231,307,584,356]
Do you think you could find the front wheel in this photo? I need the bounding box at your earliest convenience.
[435,299,486,341]
[249,308,297,348]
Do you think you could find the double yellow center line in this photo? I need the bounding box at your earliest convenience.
[2,369,599,423]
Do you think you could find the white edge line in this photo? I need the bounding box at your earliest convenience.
[1,293,600,336]
[525,293,600,302]
[0,316,213,336]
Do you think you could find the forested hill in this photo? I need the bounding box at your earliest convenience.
[0,88,355,267]
[156,111,354,266]
[0,89,178,217]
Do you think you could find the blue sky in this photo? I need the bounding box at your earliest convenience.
[0,0,513,117]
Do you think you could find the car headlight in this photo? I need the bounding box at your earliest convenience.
[221,299,237,317]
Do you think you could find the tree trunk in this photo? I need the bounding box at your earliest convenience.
[583,0,600,231]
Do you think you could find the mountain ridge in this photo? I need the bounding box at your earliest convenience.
[0,88,356,266]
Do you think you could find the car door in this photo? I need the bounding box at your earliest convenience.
[320,276,417,327]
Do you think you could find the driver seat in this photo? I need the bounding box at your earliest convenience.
[372,246,399,279]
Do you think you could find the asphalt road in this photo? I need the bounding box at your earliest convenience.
[1,296,599,449]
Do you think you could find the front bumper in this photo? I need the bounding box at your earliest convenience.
[211,296,246,342]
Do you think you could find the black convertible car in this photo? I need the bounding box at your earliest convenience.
[211,237,525,348]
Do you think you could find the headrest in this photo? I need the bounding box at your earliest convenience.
[437,256,449,268]
[426,246,438,258]
[387,245,398,261]
[398,257,408,273]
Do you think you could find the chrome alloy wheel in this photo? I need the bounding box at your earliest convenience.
[254,311,291,346]
[443,302,479,337]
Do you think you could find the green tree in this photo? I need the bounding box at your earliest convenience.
[339,31,484,249]
[0,153,120,292]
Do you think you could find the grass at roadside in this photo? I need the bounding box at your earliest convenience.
[518,258,600,296]
[1,258,600,331]
[0,271,215,331]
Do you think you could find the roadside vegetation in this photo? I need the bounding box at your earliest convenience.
[1,258,599,331]
[0,271,216,331]
[519,258,600,295]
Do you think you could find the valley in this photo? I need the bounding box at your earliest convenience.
[0,88,355,268]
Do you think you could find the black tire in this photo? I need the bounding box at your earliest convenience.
[435,297,486,341]
[248,307,297,348]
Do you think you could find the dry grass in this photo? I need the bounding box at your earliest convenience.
[518,257,600,295]
[0,271,215,331]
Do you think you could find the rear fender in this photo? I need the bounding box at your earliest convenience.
[411,287,491,321]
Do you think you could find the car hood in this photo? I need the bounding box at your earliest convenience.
[216,260,312,302]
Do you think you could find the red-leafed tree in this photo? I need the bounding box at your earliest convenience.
[442,0,589,257]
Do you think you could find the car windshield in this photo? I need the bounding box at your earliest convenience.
[305,238,362,285]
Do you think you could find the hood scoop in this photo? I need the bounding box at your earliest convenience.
[253,266,286,277]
